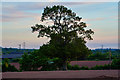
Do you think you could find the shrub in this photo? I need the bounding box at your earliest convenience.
[19,53,32,71]
[111,65,119,69]
[12,58,21,62]
[2,58,18,72]
[102,64,110,70]
[111,59,120,69]
[80,66,89,70]
[67,64,89,70]
[40,65,57,71]
[7,64,18,72]
[72,65,80,70]
[19,51,49,71]
[112,59,120,65]
[87,52,110,60]
[67,63,73,70]
[91,65,104,70]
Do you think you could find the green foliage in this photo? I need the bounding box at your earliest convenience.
[40,63,57,71]
[31,5,94,39]
[91,65,104,70]
[67,64,89,70]
[91,64,116,70]
[87,52,109,60]
[40,57,63,71]
[19,53,31,71]
[12,58,21,62]
[2,48,34,55]
[19,51,49,71]
[67,63,73,70]
[111,58,120,69]
[2,58,18,72]
[19,50,63,71]
[102,64,110,69]
[72,65,80,70]
[112,58,120,65]
[67,64,80,70]
[39,38,92,70]
[2,64,18,72]
[80,66,89,70]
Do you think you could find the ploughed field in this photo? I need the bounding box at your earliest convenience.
[2,70,119,80]
[70,61,112,68]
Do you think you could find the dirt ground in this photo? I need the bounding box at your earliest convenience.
[70,61,112,68]
[2,70,119,80]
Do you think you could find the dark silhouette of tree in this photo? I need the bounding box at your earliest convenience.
[31,5,94,70]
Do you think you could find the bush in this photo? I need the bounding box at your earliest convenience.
[67,63,73,70]
[19,53,32,71]
[111,59,120,69]
[12,58,21,62]
[72,65,80,70]
[112,59,120,65]
[91,65,104,70]
[19,51,50,71]
[87,52,109,60]
[79,66,89,70]
[102,64,110,70]
[2,58,18,72]
[7,64,18,72]
[67,64,89,70]
[40,64,57,71]
[67,64,80,70]
[111,65,119,69]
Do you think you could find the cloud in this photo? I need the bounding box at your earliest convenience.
[82,18,106,22]
[2,7,40,22]
[2,2,101,12]
[2,2,104,22]
[2,3,42,22]
[95,36,118,41]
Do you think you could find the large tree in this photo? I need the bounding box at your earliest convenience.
[31,5,94,70]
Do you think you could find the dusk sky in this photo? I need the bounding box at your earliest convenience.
[1,1,118,49]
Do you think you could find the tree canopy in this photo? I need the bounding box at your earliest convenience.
[31,5,94,40]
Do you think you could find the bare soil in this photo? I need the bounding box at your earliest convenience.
[2,70,119,80]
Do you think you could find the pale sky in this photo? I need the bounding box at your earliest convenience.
[1,1,118,49]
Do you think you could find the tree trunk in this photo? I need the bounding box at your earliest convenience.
[62,61,67,70]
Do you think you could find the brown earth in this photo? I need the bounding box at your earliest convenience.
[2,70,119,80]
[70,61,112,68]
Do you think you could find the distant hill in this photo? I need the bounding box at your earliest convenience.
[92,48,120,56]
[1,47,119,59]
[1,47,120,55]
[0,46,2,49]
[2,47,36,54]
[1,47,36,59]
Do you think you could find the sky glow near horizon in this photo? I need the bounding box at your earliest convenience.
[1,2,118,49]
